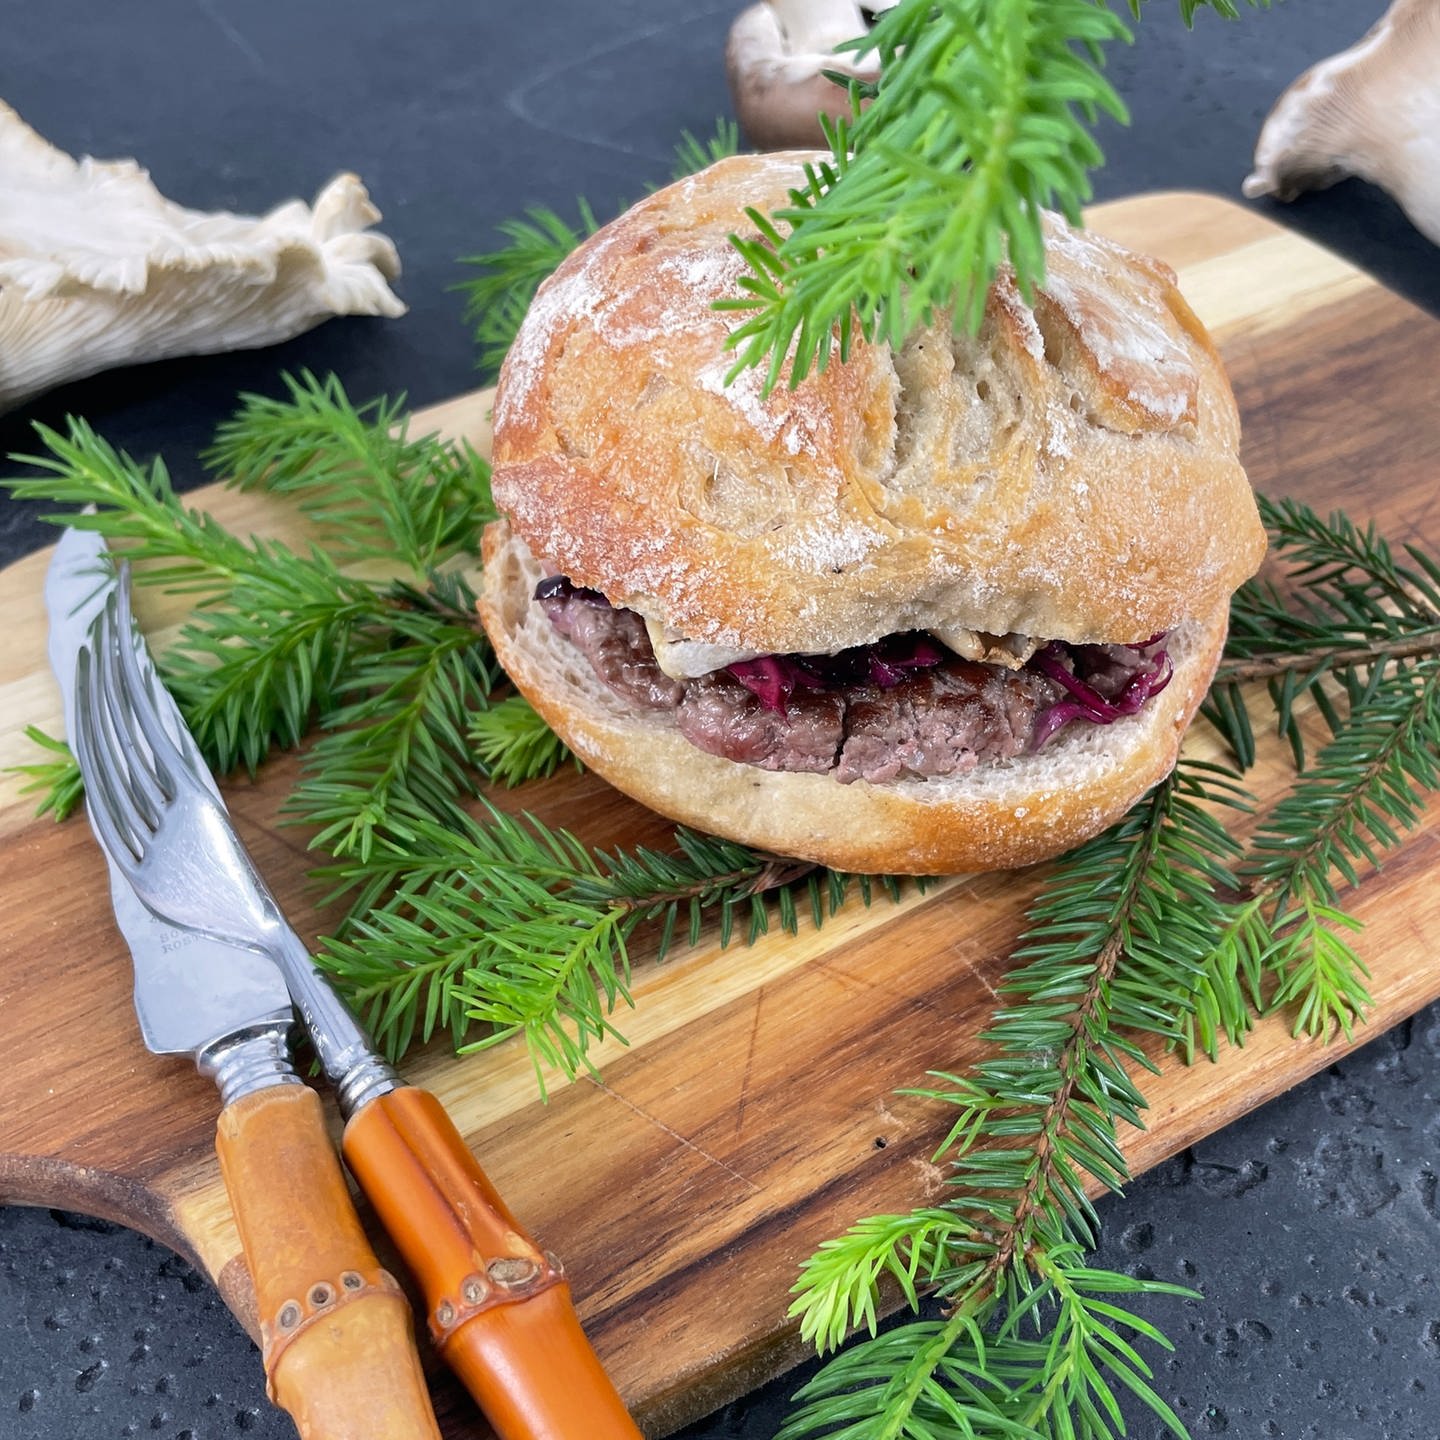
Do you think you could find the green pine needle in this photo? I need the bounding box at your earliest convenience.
[1202,494,1440,1041]
[781,1245,1198,1440]
[784,758,1243,1439]
[286,601,495,861]
[316,809,880,1077]
[723,0,1132,392]
[205,369,495,571]
[1209,494,1440,770]
[459,116,741,382]
[6,727,84,821]
[670,117,741,180]
[459,199,602,382]
[468,694,579,786]
[1175,0,1273,24]
[723,0,1275,390]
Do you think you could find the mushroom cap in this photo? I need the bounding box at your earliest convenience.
[1244,0,1440,247]
[0,100,404,412]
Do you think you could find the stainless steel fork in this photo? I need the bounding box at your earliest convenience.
[75,567,643,1440]
[75,578,398,1112]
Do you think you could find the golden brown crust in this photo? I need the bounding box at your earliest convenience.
[479,521,1229,875]
[491,153,1265,654]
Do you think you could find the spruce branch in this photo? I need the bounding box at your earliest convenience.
[460,199,602,382]
[1197,496,1440,1040]
[1217,629,1440,683]
[727,0,1273,389]
[782,760,1243,1439]
[205,369,495,571]
[6,417,408,773]
[317,810,867,1080]
[459,116,741,381]
[468,694,580,787]
[670,116,742,180]
[6,727,84,822]
[285,600,496,861]
[8,418,309,599]
[1208,494,1440,769]
[1239,662,1440,1040]
[722,0,1133,391]
[5,404,503,784]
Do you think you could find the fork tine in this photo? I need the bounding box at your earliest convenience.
[74,643,145,864]
[111,569,198,792]
[91,596,170,829]
[87,603,163,847]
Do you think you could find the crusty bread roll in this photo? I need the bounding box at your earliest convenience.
[479,153,1266,874]
[482,521,1229,873]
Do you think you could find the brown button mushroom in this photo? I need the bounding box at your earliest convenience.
[725,0,892,151]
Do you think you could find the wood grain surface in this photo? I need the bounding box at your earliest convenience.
[3,192,1440,1438]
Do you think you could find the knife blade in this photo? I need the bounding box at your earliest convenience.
[46,528,442,1440]
[46,528,296,1053]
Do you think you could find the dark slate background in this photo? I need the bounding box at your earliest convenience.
[3,3,1439,1438]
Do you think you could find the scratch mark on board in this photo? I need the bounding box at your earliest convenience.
[734,986,764,1138]
[590,1078,761,1194]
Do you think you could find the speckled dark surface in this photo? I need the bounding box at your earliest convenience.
[3,3,1439,1437]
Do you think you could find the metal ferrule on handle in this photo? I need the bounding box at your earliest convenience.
[196,1020,299,1108]
[273,938,641,1435]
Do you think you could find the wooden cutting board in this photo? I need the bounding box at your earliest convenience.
[3,191,1440,1438]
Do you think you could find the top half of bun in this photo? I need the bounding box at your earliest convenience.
[491,153,1266,655]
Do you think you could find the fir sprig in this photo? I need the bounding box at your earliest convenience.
[206,369,495,571]
[8,417,398,771]
[1208,493,1440,768]
[286,602,495,861]
[468,694,579,787]
[8,726,83,822]
[9,382,892,1086]
[458,116,742,380]
[671,117,741,180]
[315,810,866,1081]
[728,0,1273,389]
[780,760,1245,1439]
[1201,495,1440,1039]
[1240,663,1440,1040]
[460,200,601,382]
[723,0,1129,391]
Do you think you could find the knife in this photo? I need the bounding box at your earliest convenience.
[60,531,645,1440]
[46,527,443,1440]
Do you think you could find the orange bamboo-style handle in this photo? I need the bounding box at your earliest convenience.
[342,1086,643,1440]
[215,1085,442,1440]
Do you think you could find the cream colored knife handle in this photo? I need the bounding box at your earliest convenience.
[215,1084,441,1440]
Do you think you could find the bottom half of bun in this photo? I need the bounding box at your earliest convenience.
[477,519,1229,875]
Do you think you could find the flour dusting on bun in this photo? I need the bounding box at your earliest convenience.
[478,154,1265,874]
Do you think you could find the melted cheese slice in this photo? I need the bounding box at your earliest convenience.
[644,619,759,680]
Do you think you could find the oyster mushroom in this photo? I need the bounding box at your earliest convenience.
[1243,0,1440,247]
[0,101,405,414]
[725,0,896,150]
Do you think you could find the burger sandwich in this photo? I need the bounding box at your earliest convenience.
[478,154,1266,874]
